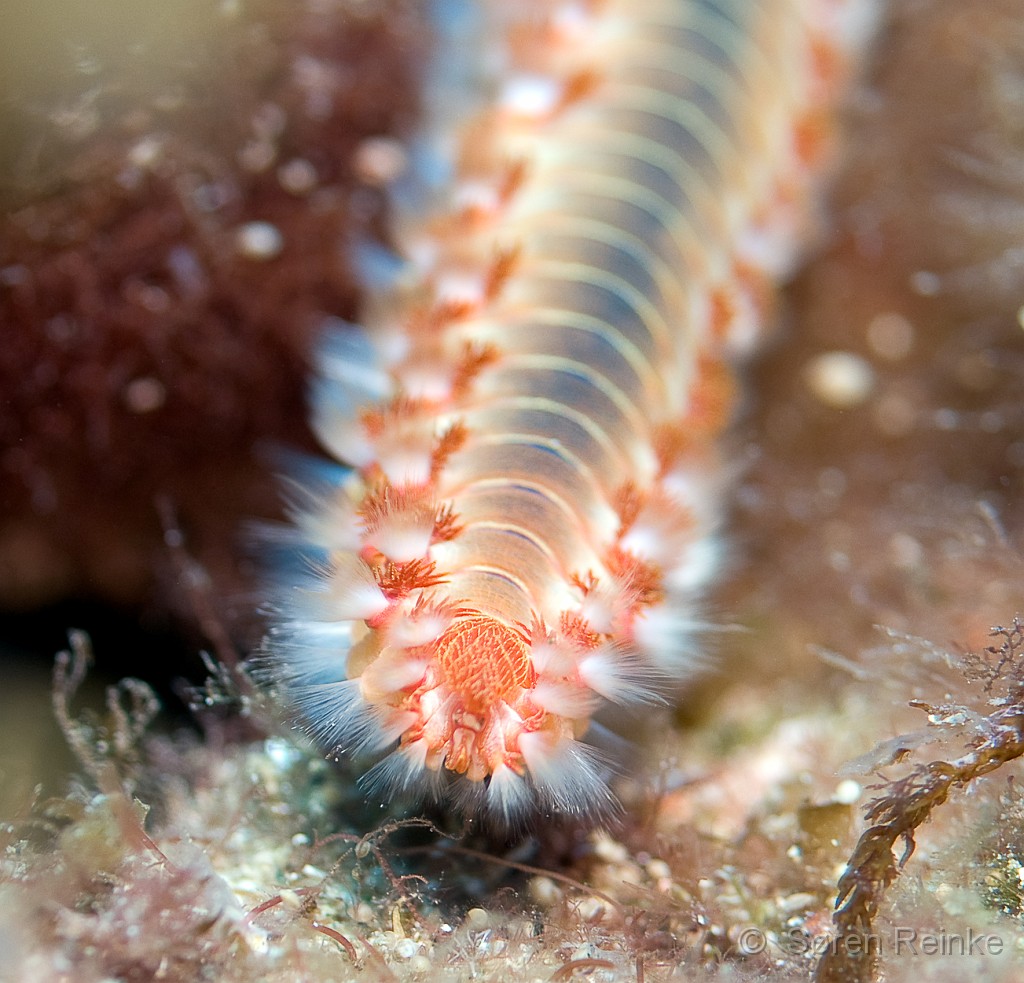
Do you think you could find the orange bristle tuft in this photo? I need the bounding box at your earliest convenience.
[429,420,468,479]
[372,557,447,597]
[431,503,464,543]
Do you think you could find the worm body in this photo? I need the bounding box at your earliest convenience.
[267,0,869,824]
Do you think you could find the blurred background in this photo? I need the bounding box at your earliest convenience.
[0,0,427,808]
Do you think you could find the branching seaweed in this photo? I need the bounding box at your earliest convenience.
[52,630,160,796]
[816,618,1024,983]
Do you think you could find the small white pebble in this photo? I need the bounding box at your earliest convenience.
[464,907,489,929]
[52,104,100,139]
[508,917,537,939]
[779,892,817,914]
[153,87,185,112]
[909,270,941,296]
[354,137,408,185]
[888,533,923,570]
[264,738,301,768]
[575,897,607,922]
[828,550,851,573]
[238,140,277,173]
[865,311,914,361]
[128,136,163,169]
[123,377,166,414]
[278,158,318,195]
[236,221,283,260]
[134,284,170,313]
[167,245,207,297]
[591,833,628,864]
[191,182,232,212]
[394,938,419,959]
[980,411,1004,433]
[410,954,432,974]
[353,903,375,924]
[872,392,916,437]
[571,942,600,962]
[804,351,874,408]
[817,466,847,498]
[242,924,271,954]
[163,526,184,549]
[252,102,287,139]
[529,876,562,906]
[0,264,29,286]
[835,779,861,804]
[646,859,671,880]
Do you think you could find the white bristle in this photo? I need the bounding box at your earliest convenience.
[398,361,455,403]
[362,707,421,752]
[619,497,694,567]
[361,739,431,797]
[662,466,723,531]
[366,512,435,562]
[550,3,591,45]
[736,209,803,281]
[720,281,762,355]
[311,397,376,469]
[435,269,486,308]
[315,319,394,400]
[486,762,533,821]
[529,679,599,719]
[452,179,500,216]
[271,615,354,648]
[500,74,562,119]
[291,496,362,552]
[517,729,562,789]
[528,638,576,675]
[386,606,453,649]
[578,583,628,634]
[578,646,664,705]
[287,679,378,752]
[664,538,722,593]
[351,239,411,293]
[403,232,441,276]
[360,649,429,699]
[519,732,614,816]
[301,552,389,622]
[618,524,661,565]
[375,438,435,487]
[632,598,707,670]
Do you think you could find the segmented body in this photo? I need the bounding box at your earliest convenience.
[268,0,867,824]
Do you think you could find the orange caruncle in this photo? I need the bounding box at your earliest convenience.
[266,0,875,825]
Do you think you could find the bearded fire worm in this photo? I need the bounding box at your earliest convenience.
[264,0,873,825]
